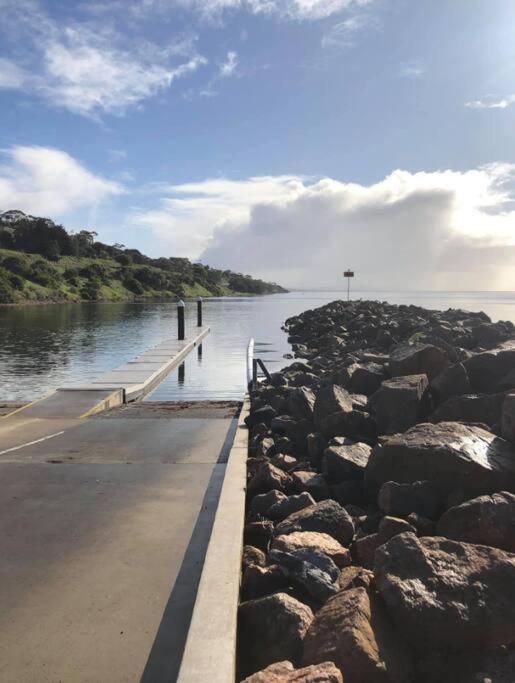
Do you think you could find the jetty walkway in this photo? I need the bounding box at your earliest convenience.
[0,321,247,682]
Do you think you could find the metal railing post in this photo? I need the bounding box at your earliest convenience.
[246,338,255,390]
[197,296,203,327]
[177,299,185,340]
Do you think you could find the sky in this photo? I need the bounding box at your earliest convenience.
[1,0,515,290]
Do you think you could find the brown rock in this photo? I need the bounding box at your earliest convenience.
[302,587,413,682]
[244,520,274,551]
[430,392,506,429]
[322,441,371,483]
[271,454,299,472]
[291,471,330,501]
[268,492,316,521]
[241,564,288,600]
[275,500,355,546]
[365,422,515,498]
[337,565,374,592]
[369,374,429,435]
[239,592,314,676]
[272,531,351,569]
[502,392,515,442]
[248,462,293,494]
[377,480,445,519]
[251,490,287,516]
[354,517,417,569]
[375,532,515,649]
[389,342,450,381]
[437,491,515,552]
[242,545,267,572]
[313,385,353,429]
[430,361,470,405]
[242,660,343,682]
[289,387,316,421]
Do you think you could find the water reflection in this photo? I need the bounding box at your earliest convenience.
[1,291,514,402]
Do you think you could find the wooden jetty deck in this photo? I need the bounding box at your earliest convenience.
[0,325,247,683]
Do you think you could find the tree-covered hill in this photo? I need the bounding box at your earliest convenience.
[0,211,287,304]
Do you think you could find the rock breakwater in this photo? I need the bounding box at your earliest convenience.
[238,299,515,682]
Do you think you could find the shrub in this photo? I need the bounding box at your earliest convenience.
[79,263,110,284]
[123,275,144,295]
[28,259,60,287]
[1,254,31,278]
[0,268,14,303]
[80,278,102,301]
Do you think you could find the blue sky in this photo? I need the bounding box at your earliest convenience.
[1,0,515,289]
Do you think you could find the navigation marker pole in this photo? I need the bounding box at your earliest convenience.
[343,269,354,302]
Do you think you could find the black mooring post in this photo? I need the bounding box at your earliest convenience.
[197,296,203,327]
[177,299,185,340]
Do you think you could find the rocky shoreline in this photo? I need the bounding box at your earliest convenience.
[237,299,515,682]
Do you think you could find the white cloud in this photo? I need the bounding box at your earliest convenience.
[38,30,207,117]
[131,175,305,255]
[466,95,515,110]
[321,12,375,48]
[219,50,238,77]
[399,64,424,79]
[0,58,28,89]
[0,146,124,217]
[111,0,373,21]
[132,165,515,290]
[0,3,207,117]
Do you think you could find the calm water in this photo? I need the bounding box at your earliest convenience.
[1,290,514,402]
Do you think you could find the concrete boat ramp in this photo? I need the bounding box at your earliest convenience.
[0,327,246,682]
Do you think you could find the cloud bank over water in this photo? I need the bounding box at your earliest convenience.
[196,165,515,291]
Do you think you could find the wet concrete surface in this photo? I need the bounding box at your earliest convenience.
[0,401,240,683]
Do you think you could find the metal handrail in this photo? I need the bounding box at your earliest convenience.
[246,338,255,390]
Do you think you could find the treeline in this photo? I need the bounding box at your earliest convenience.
[0,212,287,303]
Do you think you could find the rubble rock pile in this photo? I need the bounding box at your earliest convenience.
[237,300,515,682]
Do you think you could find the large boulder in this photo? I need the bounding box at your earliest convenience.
[369,374,429,435]
[464,341,515,393]
[430,392,506,429]
[347,363,386,396]
[353,516,417,569]
[313,384,353,429]
[302,587,413,682]
[377,480,446,519]
[502,392,515,442]
[321,441,371,482]
[272,531,351,568]
[375,532,515,649]
[289,387,316,422]
[389,342,450,381]
[365,422,515,498]
[248,462,293,494]
[239,593,314,676]
[437,491,515,552]
[291,471,330,501]
[275,500,355,546]
[251,489,287,516]
[268,492,316,521]
[242,661,343,683]
[241,564,288,600]
[430,362,470,405]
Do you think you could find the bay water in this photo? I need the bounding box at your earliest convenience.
[1,290,514,402]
